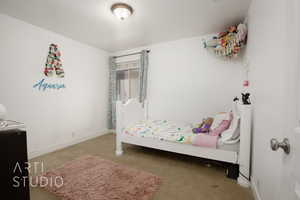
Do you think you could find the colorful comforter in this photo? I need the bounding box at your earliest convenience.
[123,120,219,148]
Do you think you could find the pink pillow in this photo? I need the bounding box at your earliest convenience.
[192,134,219,148]
[209,120,231,136]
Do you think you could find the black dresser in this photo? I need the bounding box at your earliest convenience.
[0,129,30,200]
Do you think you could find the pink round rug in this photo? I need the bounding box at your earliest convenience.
[34,155,162,200]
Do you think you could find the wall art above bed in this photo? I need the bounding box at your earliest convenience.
[203,23,247,58]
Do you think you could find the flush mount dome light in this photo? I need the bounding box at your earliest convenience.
[111,3,133,20]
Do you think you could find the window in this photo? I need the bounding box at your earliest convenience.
[116,60,140,101]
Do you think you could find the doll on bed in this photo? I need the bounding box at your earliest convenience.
[192,117,214,134]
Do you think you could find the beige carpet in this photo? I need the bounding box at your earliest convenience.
[30,133,254,200]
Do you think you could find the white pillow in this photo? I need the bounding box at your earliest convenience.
[232,101,239,117]
[220,115,240,142]
[211,113,230,130]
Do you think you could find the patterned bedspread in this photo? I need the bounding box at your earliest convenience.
[123,120,196,144]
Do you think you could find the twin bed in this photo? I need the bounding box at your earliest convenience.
[115,99,252,187]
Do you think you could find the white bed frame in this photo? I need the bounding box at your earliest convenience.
[115,99,252,187]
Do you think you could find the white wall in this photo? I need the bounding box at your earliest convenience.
[246,1,299,200]
[0,14,109,158]
[114,37,245,123]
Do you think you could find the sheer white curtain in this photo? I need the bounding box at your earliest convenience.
[108,50,149,129]
[116,60,140,102]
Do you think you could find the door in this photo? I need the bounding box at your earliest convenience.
[276,1,300,199]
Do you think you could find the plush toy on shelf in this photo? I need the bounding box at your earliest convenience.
[203,23,247,58]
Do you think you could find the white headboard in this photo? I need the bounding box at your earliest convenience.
[237,103,252,185]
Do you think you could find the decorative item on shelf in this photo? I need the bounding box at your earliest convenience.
[241,93,251,105]
[233,97,239,102]
[243,80,249,87]
[203,23,247,58]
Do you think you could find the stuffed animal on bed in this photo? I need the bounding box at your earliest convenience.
[192,117,214,134]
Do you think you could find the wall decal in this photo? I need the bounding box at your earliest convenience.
[33,79,66,91]
[44,44,65,78]
[33,44,66,91]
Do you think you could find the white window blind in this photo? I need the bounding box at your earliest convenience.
[116,60,140,101]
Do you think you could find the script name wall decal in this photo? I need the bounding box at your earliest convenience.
[33,79,66,91]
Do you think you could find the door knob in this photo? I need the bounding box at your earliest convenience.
[270,138,290,154]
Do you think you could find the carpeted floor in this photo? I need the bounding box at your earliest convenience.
[30,133,254,200]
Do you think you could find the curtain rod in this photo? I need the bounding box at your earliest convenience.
[113,50,150,59]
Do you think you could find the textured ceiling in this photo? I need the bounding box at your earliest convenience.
[0,0,251,52]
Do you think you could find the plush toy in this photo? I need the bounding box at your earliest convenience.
[192,124,204,134]
[242,93,251,105]
[218,31,228,38]
[193,117,214,134]
[228,26,237,33]
[236,23,247,44]
[233,96,239,102]
[203,23,247,58]
[203,38,220,48]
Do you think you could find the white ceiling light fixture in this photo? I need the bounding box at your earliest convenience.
[111,3,134,20]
